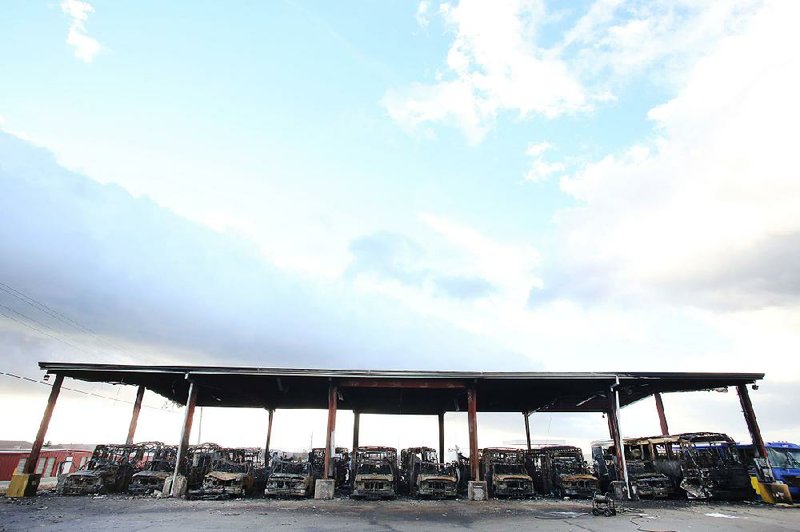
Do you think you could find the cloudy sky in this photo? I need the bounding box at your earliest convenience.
[0,0,798,454]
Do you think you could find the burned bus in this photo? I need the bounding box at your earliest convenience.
[184,443,223,489]
[593,438,678,499]
[351,446,398,499]
[187,447,257,500]
[480,448,534,498]
[310,447,351,488]
[525,445,598,498]
[400,447,458,498]
[128,442,177,495]
[593,433,754,500]
[265,457,315,497]
[61,444,143,495]
[673,433,754,500]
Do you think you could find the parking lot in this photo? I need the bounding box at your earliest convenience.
[2,495,798,531]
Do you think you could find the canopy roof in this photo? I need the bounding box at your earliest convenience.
[39,362,763,415]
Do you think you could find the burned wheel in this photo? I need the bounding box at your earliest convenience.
[603,508,616,517]
[592,508,601,516]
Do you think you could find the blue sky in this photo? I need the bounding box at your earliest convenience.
[1,0,798,451]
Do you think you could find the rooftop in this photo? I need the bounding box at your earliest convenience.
[39,362,763,415]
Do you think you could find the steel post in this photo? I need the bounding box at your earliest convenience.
[265,408,274,464]
[126,385,146,445]
[23,374,64,475]
[654,392,669,436]
[324,383,337,479]
[172,381,198,486]
[351,410,360,478]
[523,411,532,451]
[438,412,445,463]
[607,377,629,492]
[352,411,360,451]
[467,386,479,481]
[737,384,768,460]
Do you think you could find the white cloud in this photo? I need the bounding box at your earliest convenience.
[387,1,765,143]
[60,0,101,63]
[0,130,527,377]
[552,0,800,309]
[524,141,565,183]
[348,214,541,306]
[418,212,541,302]
[385,0,589,144]
[563,1,763,85]
[416,1,431,28]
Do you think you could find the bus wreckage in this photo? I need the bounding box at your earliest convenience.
[128,443,177,495]
[593,432,754,500]
[352,447,398,499]
[400,447,457,498]
[525,446,598,498]
[480,448,534,498]
[60,444,142,496]
[265,458,315,497]
[186,448,260,500]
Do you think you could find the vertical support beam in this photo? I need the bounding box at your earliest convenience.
[196,407,203,445]
[607,377,629,492]
[324,383,337,479]
[352,411,360,451]
[125,385,146,445]
[737,384,768,460]
[351,410,360,479]
[606,397,622,478]
[467,386,479,481]
[654,393,669,436]
[23,374,64,475]
[265,408,274,464]
[438,412,445,463]
[172,381,198,486]
[523,411,532,451]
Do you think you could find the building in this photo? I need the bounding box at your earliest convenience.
[0,448,94,482]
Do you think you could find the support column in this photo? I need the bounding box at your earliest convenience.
[351,410,360,479]
[523,411,532,451]
[737,384,768,460]
[352,411,360,451]
[607,377,629,495]
[467,386,478,481]
[323,383,337,479]
[265,408,274,465]
[438,412,445,463]
[126,385,146,445]
[171,381,197,496]
[23,374,64,475]
[654,393,669,436]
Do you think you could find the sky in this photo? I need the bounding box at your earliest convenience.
[0,0,798,456]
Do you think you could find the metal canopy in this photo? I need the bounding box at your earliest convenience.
[38,362,763,415]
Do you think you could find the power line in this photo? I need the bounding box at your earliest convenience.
[0,371,180,414]
[0,304,97,356]
[0,282,182,414]
[0,281,130,354]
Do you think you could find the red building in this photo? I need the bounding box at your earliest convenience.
[0,448,94,481]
